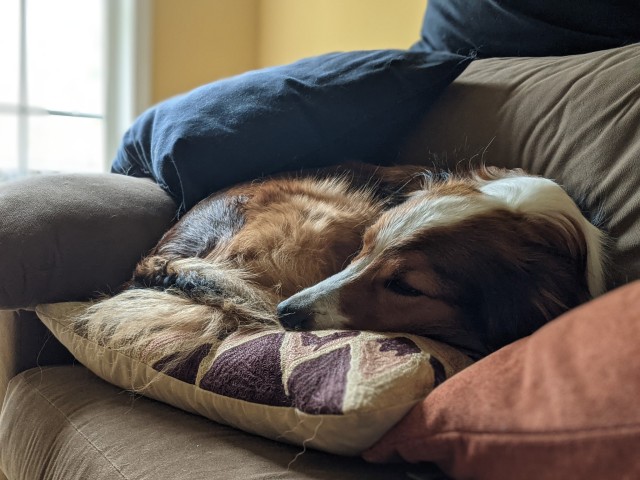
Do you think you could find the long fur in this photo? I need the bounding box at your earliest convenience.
[78,165,426,367]
[78,165,607,365]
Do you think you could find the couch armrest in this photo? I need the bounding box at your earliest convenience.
[0,173,176,309]
[0,309,73,405]
[0,173,176,405]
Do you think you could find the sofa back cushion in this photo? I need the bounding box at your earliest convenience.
[400,43,640,290]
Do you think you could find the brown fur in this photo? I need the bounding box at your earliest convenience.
[336,211,593,354]
[79,165,605,365]
[78,165,426,366]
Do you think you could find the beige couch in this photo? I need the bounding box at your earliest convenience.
[2,44,639,479]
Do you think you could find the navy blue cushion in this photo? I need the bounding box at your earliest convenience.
[112,50,470,213]
[415,0,640,58]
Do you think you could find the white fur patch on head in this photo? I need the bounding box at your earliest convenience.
[373,194,504,255]
[479,176,569,215]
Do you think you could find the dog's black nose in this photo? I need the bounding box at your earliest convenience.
[277,302,313,330]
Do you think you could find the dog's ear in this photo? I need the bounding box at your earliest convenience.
[466,213,593,352]
[470,265,567,353]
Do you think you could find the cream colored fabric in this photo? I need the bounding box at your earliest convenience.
[0,366,446,479]
[36,302,471,455]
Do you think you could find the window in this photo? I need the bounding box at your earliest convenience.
[0,0,151,182]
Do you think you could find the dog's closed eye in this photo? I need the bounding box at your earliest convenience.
[384,277,423,297]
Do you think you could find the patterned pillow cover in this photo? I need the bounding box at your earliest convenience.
[36,302,472,455]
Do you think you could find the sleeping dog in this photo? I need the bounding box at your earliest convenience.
[277,167,606,356]
[82,164,605,361]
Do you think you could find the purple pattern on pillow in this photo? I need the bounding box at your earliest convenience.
[377,337,421,356]
[201,333,292,407]
[300,331,360,351]
[153,343,213,384]
[287,345,351,415]
[152,329,451,415]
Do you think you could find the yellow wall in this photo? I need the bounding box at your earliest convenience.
[152,0,259,103]
[257,0,426,68]
[151,0,426,103]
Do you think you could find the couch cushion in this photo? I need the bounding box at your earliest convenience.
[35,302,471,456]
[0,174,176,309]
[0,366,449,480]
[112,50,471,214]
[0,310,73,405]
[400,43,640,290]
[415,0,640,58]
[363,281,640,480]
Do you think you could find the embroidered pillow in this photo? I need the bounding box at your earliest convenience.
[36,302,472,455]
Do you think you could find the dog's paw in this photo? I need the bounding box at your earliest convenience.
[129,256,172,289]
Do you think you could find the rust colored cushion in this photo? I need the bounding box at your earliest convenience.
[363,281,640,479]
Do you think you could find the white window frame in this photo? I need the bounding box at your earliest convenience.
[105,0,153,170]
[6,0,152,177]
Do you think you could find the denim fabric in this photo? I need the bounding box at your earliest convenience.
[112,50,470,213]
[415,0,640,58]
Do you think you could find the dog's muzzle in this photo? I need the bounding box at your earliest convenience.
[276,300,313,330]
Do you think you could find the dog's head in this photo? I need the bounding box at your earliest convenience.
[277,168,606,357]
